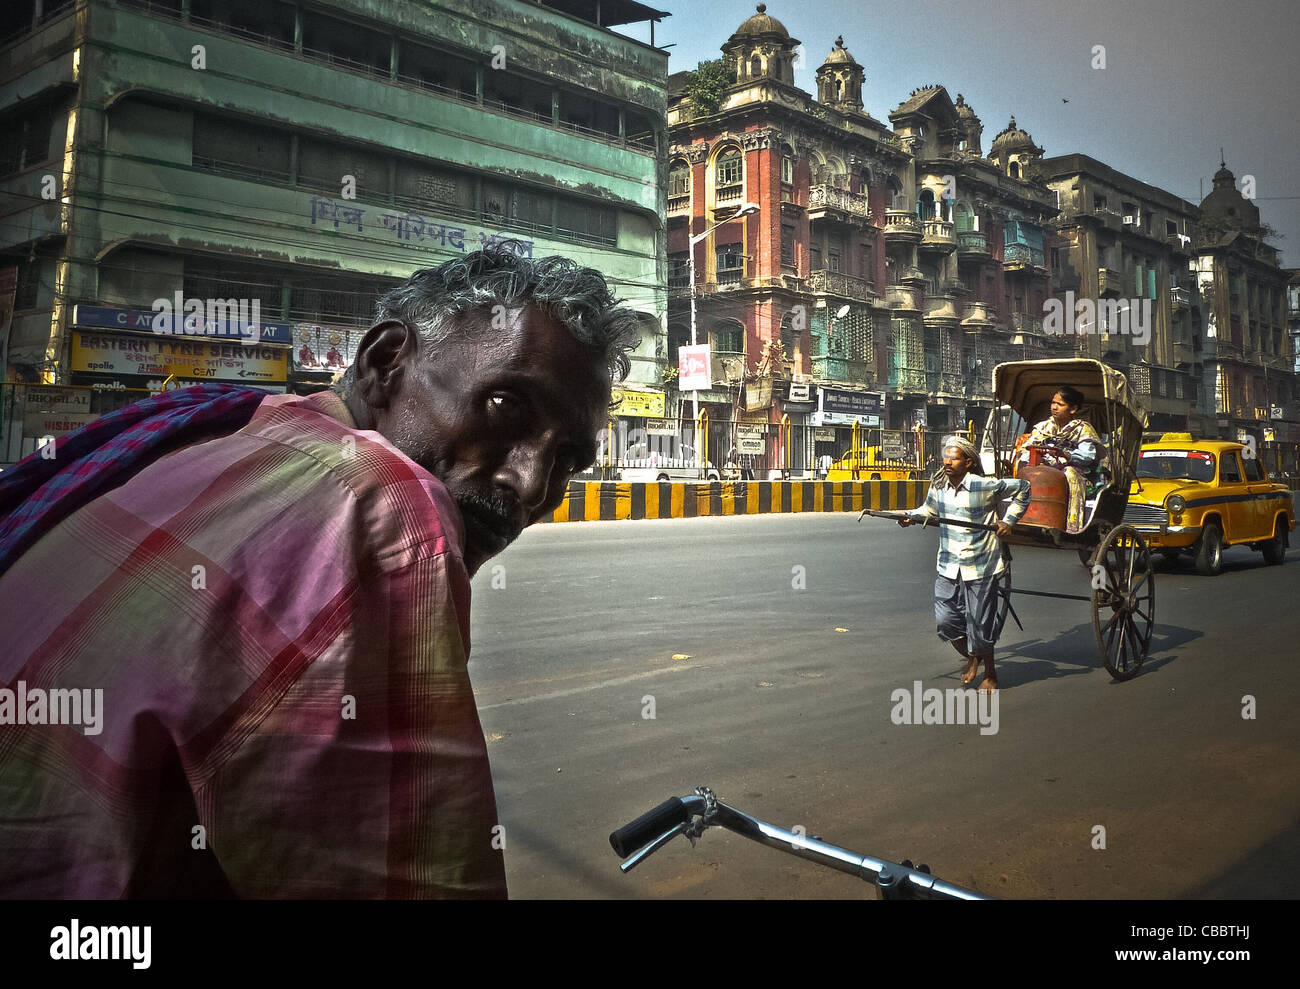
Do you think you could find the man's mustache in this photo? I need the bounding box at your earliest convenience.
[456,489,524,541]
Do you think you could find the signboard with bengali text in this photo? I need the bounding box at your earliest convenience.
[70,331,287,385]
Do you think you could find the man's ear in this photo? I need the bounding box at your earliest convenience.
[351,320,417,411]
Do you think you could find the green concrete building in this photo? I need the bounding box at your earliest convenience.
[0,0,669,423]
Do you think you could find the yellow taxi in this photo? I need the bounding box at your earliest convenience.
[824,446,918,482]
[1123,433,1294,575]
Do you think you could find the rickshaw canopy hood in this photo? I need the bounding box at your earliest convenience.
[993,358,1147,429]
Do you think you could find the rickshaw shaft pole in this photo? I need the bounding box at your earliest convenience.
[1007,587,1094,602]
[858,508,997,532]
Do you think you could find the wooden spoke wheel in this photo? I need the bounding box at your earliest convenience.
[1089,524,1156,681]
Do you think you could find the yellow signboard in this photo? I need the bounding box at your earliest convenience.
[611,388,665,418]
[70,331,287,384]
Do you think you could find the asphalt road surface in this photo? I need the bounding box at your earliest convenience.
[468,507,1300,899]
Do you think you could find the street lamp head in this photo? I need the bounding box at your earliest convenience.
[835,305,851,319]
[737,202,760,217]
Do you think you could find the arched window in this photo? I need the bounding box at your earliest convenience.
[716,149,743,188]
[887,175,904,209]
[781,144,794,185]
[749,55,762,77]
[828,157,848,190]
[918,188,936,219]
[1009,161,1020,179]
[669,160,690,199]
[954,201,976,233]
[780,311,798,361]
[711,318,745,355]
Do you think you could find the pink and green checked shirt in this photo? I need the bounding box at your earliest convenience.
[0,390,507,898]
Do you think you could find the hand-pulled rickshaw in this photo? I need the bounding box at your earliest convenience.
[863,358,1155,681]
[989,359,1154,681]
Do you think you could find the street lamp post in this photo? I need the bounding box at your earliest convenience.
[687,202,759,468]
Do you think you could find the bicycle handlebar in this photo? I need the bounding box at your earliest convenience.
[610,787,990,901]
[608,796,692,858]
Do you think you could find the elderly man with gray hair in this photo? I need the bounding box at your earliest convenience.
[0,246,639,898]
[898,435,1032,691]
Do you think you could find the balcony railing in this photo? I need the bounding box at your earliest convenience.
[807,184,872,221]
[884,210,922,237]
[961,301,995,325]
[1171,286,1191,310]
[1098,267,1123,296]
[921,218,956,248]
[886,284,923,311]
[1003,243,1044,267]
[1010,313,1045,336]
[715,185,742,205]
[667,194,690,216]
[888,368,928,392]
[716,267,743,286]
[808,268,876,301]
[957,230,988,255]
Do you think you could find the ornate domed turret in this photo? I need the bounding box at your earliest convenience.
[990,116,1039,155]
[990,116,1042,178]
[730,4,790,40]
[816,36,864,110]
[1201,158,1260,232]
[723,4,800,87]
[953,93,982,154]
[823,35,854,63]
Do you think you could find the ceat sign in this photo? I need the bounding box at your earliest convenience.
[678,344,712,391]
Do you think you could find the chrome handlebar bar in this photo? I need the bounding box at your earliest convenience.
[610,786,991,901]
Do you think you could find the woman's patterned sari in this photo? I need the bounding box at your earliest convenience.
[1025,417,1105,533]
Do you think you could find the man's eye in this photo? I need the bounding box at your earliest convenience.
[488,394,520,414]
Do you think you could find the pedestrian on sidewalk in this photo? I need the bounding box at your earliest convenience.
[897,435,1031,691]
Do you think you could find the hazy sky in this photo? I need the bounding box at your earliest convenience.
[615,0,1299,267]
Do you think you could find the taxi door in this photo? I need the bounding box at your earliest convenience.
[1216,450,1255,542]
[1241,453,1273,540]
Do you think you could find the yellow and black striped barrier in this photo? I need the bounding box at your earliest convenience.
[539,479,929,523]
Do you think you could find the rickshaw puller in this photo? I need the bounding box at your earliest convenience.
[898,436,1031,692]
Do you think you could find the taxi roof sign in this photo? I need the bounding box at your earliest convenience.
[1159,432,1194,442]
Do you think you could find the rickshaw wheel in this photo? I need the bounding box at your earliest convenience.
[1090,525,1155,681]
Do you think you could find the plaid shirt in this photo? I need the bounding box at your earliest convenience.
[0,390,507,898]
[909,474,1032,579]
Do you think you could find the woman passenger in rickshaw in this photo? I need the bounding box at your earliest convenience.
[1019,385,1105,534]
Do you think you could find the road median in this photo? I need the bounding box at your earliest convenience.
[540,479,929,523]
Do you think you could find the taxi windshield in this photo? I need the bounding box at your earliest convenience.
[1138,449,1216,481]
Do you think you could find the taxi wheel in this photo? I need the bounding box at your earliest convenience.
[1194,521,1223,576]
[1261,520,1286,566]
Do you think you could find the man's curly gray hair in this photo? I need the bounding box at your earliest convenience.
[335,246,641,395]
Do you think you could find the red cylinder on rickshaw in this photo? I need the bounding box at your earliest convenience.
[1017,465,1069,530]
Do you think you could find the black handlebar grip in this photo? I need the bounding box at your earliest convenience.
[609,797,690,857]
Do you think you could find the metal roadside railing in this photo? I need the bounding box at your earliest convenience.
[584,412,979,482]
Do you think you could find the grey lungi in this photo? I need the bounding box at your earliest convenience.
[934,572,1006,654]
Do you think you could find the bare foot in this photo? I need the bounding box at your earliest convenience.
[961,655,980,685]
[977,676,998,693]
